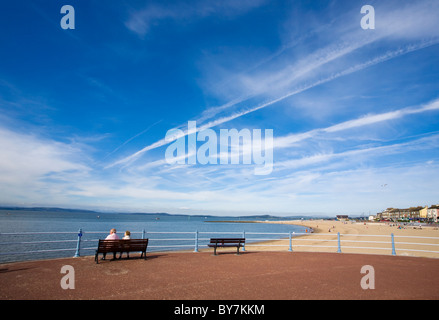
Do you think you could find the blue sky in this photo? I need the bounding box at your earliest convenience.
[0,0,438,216]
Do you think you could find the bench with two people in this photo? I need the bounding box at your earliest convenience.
[94,239,149,263]
[95,229,149,264]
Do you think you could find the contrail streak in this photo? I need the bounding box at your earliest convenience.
[107,39,439,168]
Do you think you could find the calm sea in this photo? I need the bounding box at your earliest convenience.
[0,209,308,263]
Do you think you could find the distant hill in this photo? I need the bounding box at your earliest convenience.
[0,206,329,220]
[0,206,100,214]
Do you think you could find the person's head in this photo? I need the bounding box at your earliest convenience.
[110,228,117,234]
[125,231,130,236]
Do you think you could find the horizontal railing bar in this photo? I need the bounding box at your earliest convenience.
[394,242,439,246]
[337,246,390,250]
[339,234,393,237]
[290,245,338,248]
[0,248,76,255]
[144,232,195,234]
[393,235,439,240]
[338,240,393,244]
[0,240,78,245]
[340,246,439,254]
[149,238,195,241]
[244,244,287,247]
[294,233,333,236]
[291,238,338,242]
[148,245,196,248]
[394,248,439,253]
[244,232,290,235]
[0,232,77,235]
[198,231,243,234]
[70,232,143,235]
[244,238,290,241]
[336,234,439,240]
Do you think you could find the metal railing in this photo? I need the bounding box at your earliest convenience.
[1,229,439,263]
[281,232,439,257]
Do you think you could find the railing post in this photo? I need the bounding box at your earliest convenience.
[242,231,246,252]
[142,229,146,239]
[337,232,342,253]
[391,233,396,256]
[289,231,293,252]
[194,230,199,252]
[74,228,82,258]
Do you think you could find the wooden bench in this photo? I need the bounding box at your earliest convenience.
[94,239,149,264]
[208,238,245,255]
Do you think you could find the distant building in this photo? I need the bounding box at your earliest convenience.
[336,215,349,221]
[377,205,437,222]
[377,208,398,220]
[419,206,428,220]
[428,205,439,223]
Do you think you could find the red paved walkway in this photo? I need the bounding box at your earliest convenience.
[1,251,438,300]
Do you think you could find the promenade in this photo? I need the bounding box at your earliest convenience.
[1,251,439,300]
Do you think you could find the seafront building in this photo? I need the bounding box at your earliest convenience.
[428,205,439,222]
[375,205,439,222]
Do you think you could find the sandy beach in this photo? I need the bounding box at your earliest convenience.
[248,220,439,259]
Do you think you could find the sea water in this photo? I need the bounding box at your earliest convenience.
[0,209,309,263]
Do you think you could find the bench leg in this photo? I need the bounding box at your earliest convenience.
[236,246,240,255]
[119,252,129,259]
[214,247,217,256]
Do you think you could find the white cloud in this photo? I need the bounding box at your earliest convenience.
[276,133,439,171]
[376,0,439,40]
[125,0,267,37]
[273,97,439,150]
[0,126,90,205]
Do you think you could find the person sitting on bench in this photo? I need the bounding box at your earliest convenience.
[102,228,119,260]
